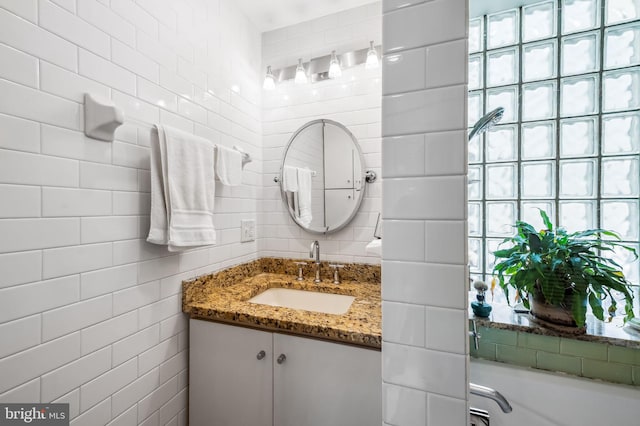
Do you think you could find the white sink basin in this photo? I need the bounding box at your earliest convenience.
[248,288,355,315]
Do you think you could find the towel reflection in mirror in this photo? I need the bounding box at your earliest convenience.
[282,165,314,227]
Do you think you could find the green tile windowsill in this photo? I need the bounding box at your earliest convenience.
[469,301,640,386]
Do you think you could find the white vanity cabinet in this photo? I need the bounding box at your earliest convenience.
[189,319,382,426]
[189,319,273,426]
[272,332,381,426]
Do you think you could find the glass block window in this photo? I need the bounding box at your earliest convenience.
[468,0,640,312]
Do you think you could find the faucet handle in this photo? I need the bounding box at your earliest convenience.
[294,262,306,281]
[328,264,344,284]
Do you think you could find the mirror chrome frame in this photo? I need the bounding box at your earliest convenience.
[277,119,367,235]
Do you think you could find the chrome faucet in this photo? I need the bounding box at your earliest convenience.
[309,240,321,283]
[470,383,512,413]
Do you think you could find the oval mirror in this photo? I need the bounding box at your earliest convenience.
[279,119,366,234]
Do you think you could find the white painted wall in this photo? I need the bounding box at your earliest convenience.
[0,0,261,424]
[381,0,470,424]
[261,3,383,264]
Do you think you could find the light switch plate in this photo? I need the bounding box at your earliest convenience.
[241,219,255,243]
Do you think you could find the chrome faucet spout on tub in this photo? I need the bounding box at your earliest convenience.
[470,383,512,413]
[309,240,321,283]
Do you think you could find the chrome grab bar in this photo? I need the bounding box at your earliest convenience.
[470,383,513,413]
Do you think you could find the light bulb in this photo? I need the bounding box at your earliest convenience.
[365,41,379,70]
[263,65,275,91]
[328,50,342,79]
[294,58,308,84]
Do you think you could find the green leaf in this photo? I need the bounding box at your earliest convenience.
[588,292,604,321]
[624,302,635,323]
[493,248,516,258]
[529,233,542,253]
[571,292,587,327]
[517,221,538,239]
[539,209,553,231]
[502,284,510,305]
[570,229,621,240]
[570,256,582,268]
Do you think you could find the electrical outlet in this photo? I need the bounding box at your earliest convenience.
[241,219,255,243]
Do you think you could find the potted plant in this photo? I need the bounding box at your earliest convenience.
[493,210,637,328]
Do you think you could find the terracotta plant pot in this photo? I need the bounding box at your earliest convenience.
[529,288,586,327]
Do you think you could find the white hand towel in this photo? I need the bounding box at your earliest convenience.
[147,125,217,251]
[215,145,243,186]
[297,168,313,227]
[282,165,299,192]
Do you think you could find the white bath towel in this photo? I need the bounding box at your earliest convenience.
[215,145,243,186]
[147,126,168,245]
[147,125,217,251]
[297,167,313,227]
[282,165,299,192]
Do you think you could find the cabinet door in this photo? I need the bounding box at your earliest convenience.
[273,334,382,426]
[324,123,355,189]
[324,189,356,230]
[189,320,273,426]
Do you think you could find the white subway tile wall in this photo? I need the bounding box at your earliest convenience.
[0,0,472,423]
[0,1,261,425]
[383,383,427,425]
[261,3,383,264]
[381,0,469,425]
[52,389,80,420]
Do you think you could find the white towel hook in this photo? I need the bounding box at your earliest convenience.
[84,93,124,142]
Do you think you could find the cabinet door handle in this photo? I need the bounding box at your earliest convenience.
[277,354,286,364]
[256,350,266,360]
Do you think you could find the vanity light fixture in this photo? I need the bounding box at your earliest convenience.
[263,65,276,91]
[294,58,308,84]
[262,43,380,89]
[328,50,342,79]
[365,41,379,69]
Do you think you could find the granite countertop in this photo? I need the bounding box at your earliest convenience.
[182,258,382,349]
[469,293,640,349]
